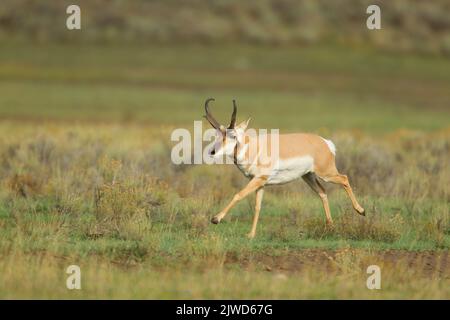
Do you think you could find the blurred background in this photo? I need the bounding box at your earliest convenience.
[0,0,449,132]
[0,1,449,299]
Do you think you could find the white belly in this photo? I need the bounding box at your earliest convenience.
[266,156,314,185]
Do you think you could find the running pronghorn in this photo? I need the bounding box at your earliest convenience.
[204,98,365,239]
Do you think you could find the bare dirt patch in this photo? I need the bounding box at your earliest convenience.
[225,250,449,279]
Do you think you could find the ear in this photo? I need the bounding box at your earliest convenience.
[236,118,251,131]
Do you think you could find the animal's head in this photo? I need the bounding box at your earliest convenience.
[204,98,250,158]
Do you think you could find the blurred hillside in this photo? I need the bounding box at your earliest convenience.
[1,0,450,56]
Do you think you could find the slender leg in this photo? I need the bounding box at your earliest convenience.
[247,187,264,239]
[322,174,365,216]
[211,176,267,224]
[302,172,333,224]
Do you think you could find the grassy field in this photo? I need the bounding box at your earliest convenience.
[0,44,449,299]
[1,44,450,131]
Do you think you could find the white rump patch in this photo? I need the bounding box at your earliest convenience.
[321,137,336,156]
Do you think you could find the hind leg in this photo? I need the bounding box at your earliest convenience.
[322,173,365,216]
[302,172,333,225]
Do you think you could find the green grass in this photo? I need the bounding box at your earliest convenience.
[0,121,448,298]
[0,44,449,298]
[2,193,447,259]
[2,254,448,299]
[0,44,449,132]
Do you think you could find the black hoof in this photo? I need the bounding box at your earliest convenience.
[211,217,220,224]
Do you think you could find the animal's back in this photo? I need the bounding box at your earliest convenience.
[266,133,338,182]
[242,131,338,183]
[277,133,335,158]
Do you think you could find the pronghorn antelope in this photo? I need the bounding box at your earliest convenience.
[204,98,365,239]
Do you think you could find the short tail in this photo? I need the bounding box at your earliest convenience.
[321,137,336,156]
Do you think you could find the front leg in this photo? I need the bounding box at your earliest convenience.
[211,176,267,224]
[247,187,264,239]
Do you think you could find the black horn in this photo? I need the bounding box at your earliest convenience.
[204,98,221,130]
[228,99,237,129]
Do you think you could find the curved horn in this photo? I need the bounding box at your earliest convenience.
[204,98,221,129]
[228,99,237,129]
